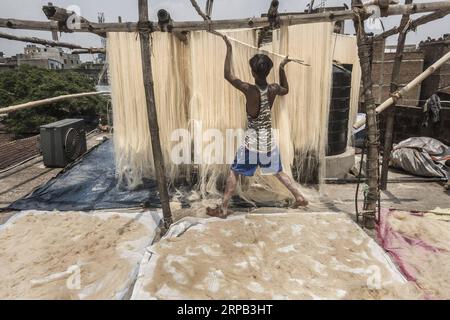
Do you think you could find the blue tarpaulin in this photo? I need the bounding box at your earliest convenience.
[8,139,161,211]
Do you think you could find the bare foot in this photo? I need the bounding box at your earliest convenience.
[291,198,309,209]
[206,206,233,219]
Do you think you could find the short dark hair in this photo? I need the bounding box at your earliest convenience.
[249,54,273,78]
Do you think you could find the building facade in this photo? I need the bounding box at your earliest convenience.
[0,52,18,70]
[16,45,81,70]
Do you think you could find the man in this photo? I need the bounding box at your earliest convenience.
[207,35,308,219]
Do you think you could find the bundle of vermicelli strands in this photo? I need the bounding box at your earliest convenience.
[107,22,360,206]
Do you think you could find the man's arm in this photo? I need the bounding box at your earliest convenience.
[223,36,250,93]
[277,56,291,96]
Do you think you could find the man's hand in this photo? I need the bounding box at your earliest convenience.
[280,55,292,68]
[223,35,232,49]
[278,55,290,96]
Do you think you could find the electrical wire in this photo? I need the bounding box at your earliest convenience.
[355,138,367,224]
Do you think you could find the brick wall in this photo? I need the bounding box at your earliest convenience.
[420,38,450,99]
[363,38,450,147]
[0,135,40,170]
[378,101,450,146]
[371,40,424,107]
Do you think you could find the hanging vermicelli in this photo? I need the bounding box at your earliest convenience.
[108,32,190,189]
[107,22,360,205]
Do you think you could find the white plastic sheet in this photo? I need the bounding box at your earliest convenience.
[0,210,162,300]
[131,212,406,300]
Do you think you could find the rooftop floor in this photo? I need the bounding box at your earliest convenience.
[0,131,110,223]
[0,138,448,227]
[0,137,448,300]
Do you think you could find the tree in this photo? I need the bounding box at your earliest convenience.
[0,65,107,137]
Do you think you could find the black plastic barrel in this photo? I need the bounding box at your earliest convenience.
[327,65,352,156]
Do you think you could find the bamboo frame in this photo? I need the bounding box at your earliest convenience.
[0,2,449,34]
[375,7,450,39]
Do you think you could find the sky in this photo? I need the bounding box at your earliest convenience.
[0,0,449,59]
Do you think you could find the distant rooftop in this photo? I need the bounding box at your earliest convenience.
[419,34,450,47]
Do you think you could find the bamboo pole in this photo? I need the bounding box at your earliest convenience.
[0,91,110,114]
[352,0,379,228]
[206,0,214,18]
[137,0,173,229]
[188,0,223,38]
[190,0,210,21]
[380,0,413,191]
[353,50,450,129]
[48,2,59,41]
[0,31,104,52]
[70,48,106,54]
[308,0,316,14]
[375,7,450,39]
[1,2,449,34]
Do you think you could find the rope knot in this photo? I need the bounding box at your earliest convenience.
[137,21,154,34]
[389,91,401,103]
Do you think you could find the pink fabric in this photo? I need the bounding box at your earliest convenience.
[377,208,445,298]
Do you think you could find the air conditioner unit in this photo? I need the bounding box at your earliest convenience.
[40,119,87,168]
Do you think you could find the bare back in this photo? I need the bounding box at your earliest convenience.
[222,36,291,118]
[242,83,282,118]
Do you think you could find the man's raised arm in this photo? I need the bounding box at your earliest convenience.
[277,56,291,96]
[223,35,250,93]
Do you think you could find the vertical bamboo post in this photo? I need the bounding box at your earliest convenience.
[352,0,379,228]
[205,0,214,17]
[138,0,172,229]
[48,2,59,41]
[380,0,413,190]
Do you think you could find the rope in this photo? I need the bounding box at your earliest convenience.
[355,138,367,224]
[389,91,402,104]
